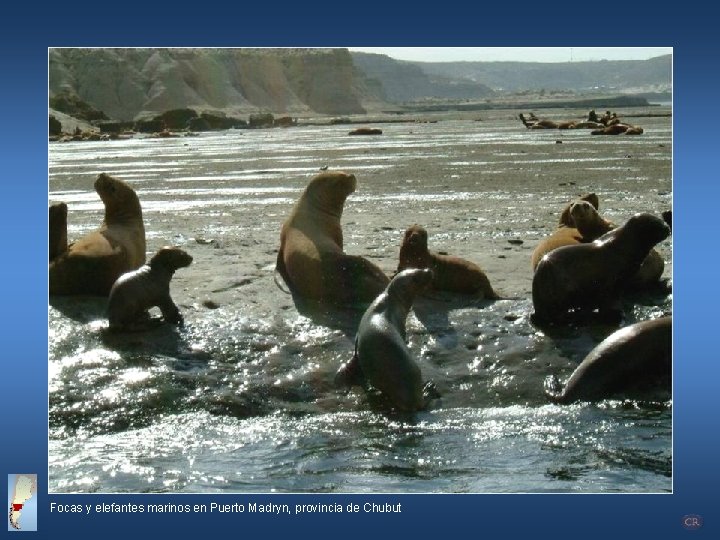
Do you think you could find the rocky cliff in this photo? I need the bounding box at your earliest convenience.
[49,48,379,120]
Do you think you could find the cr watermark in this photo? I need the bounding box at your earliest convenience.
[682,515,703,530]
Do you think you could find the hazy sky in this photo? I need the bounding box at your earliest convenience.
[347,47,672,63]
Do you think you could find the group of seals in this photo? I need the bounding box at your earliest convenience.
[545,316,671,403]
[49,173,146,296]
[49,173,192,331]
[50,169,671,411]
[335,268,435,412]
[532,194,667,289]
[108,246,193,331]
[532,212,670,325]
[518,110,643,133]
[276,171,390,307]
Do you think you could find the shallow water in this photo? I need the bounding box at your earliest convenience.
[49,109,672,493]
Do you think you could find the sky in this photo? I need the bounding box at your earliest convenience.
[347,47,672,63]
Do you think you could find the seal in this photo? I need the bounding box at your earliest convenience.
[49,173,146,296]
[335,268,434,412]
[532,197,613,271]
[532,213,670,324]
[545,316,671,403]
[558,193,599,228]
[49,202,68,261]
[397,224,499,298]
[107,246,193,331]
[276,171,390,307]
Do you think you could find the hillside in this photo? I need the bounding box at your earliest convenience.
[415,55,672,93]
[350,52,496,102]
[49,48,384,121]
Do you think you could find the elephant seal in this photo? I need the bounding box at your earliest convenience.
[532,213,670,324]
[276,171,390,307]
[397,224,499,298]
[335,268,434,412]
[107,246,192,331]
[49,202,68,261]
[545,316,671,403]
[49,173,146,295]
[532,197,613,271]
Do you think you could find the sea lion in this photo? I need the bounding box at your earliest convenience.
[545,316,671,403]
[49,202,68,261]
[107,246,192,331]
[49,173,146,296]
[397,224,499,298]
[276,171,390,307]
[532,213,670,324]
[335,268,434,412]
[558,193,599,227]
[348,127,382,135]
[532,197,613,271]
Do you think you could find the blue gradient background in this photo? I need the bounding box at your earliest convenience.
[2,3,718,538]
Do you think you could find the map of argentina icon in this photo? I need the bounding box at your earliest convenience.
[7,474,37,531]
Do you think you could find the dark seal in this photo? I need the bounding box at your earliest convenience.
[532,213,670,324]
[107,246,192,331]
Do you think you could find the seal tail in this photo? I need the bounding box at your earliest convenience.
[274,250,292,295]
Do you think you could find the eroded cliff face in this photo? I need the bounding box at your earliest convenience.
[49,48,374,120]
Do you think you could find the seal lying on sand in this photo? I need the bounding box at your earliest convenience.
[49,173,146,296]
[276,171,389,307]
[532,196,614,271]
[545,316,671,403]
[532,213,670,325]
[49,202,68,261]
[335,268,436,412]
[397,224,499,298]
[107,246,192,331]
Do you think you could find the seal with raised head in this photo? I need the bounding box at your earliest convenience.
[276,171,390,307]
[49,202,68,261]
[532,196,613,271]
[545,316,671,403]
[335,268,434,412]
[532,213,670,324]
[49,173,146,296]
[107,246,193,331]
[397,224,499,298]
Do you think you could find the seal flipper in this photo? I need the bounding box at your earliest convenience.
[544,374,566,403]
[334,343,365,388]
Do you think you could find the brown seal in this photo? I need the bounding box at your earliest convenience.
[49,202,68,261]
[532,213,670,324]
[107,246,193,331]
[276,171,390,307]
[397,224,498,298]
[49,173,146,296]
[545,316,671,403]
[532,195,613,271]
[335,268,435,412]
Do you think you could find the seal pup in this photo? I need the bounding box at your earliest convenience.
[276,171,390,307]
[335,268,435,412]
[107,246,193,331]
[49,173,146,295]
[49,202,68,261]
[397,224,499,298]
[532,213,670,325]
[545,316,671,403]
